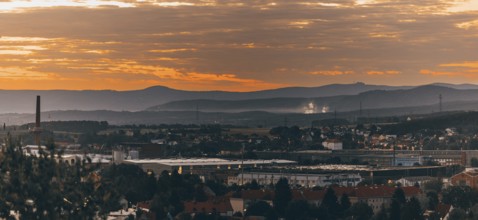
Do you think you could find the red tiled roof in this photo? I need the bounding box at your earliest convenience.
[235,185,421,202]
[325,139,342,143]
[436,204,452,219]
[184,198,233,214]
[137,201,152,210]
[241,190,274,200]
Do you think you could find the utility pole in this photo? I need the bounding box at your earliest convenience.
[241,143,245,186]
[359,101,363,117]
[196,104,199,122]
[334,108,337,125]
[439,94,443,112]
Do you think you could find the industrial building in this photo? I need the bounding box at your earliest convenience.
[227,172,362,188]
[256,149,473,166]
[123,158,297,176]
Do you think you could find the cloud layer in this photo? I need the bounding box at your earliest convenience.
[0,0,477,91]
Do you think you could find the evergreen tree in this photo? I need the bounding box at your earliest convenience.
[273,178,292,217]
[245,200,273,217]
[285,200,310,220]
[348,202,374,220]
[340,193,351,212]
[390,198,401,220]
[448,208,466,220]
[426,191,439,210]
[401,197,423,220]
[319,187,341,219]
[392,188,406,205]
[372,205,388,220]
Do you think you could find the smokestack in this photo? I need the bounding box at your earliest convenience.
[34,96,42,147]
[36,96,40,128]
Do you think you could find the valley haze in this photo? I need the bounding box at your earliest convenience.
[1,82,478,126]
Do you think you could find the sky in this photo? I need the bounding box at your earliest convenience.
[1,0,478,91]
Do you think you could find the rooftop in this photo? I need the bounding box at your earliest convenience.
[124,158,297,166]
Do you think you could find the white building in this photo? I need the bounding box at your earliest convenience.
[123,158,297,175]
[396,176,436,187]
[227,172,362,188]
[394,155,423,166]
[322,139,343,150]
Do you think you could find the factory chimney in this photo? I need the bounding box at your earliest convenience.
[34,96,42,147]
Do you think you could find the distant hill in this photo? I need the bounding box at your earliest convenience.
[381,111,478,135]
[0,83,411,113]
[147,85,478,113]
[429,83,478,90]
[0,82,477,115]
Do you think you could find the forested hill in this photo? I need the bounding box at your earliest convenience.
[382,112,478,135]
[0,83,407,113]
[148,85,478,113]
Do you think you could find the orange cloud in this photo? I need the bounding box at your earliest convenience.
[367,70,400,75]
[308,70,354,76]
[419,69,478,79]
[440,61,478,69]
[0,67,66,81]
[420,69,458,76]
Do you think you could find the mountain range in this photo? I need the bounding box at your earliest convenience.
[0,82,478,125]
[147,84,478,113]
[0,82,476,114]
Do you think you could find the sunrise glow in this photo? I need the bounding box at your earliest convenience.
[0,0,476,91]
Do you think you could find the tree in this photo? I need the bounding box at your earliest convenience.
[401,197,424,220]
[273,178,292,217]
[426,191,439,210]
[448,208,467,220]
[390,198,401,220]
[100,164,156,204]
[472,157,478,167]
[245,200,273,217]
[348,202,374,220]
[392,188,407,204]
[340,193,351,212]
[319,187,341,219]
[442,185,478,210]
[423,179,443,193]
[372,205,388,220]
[285,200,311,220]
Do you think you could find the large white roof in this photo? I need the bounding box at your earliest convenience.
[124,158,296,166]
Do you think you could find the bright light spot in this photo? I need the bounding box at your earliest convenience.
[289,20,312,29]
[448,1,478,12]
[456,20,478,30]
[355,0,375,5]
[322,105,329,113]
[304,102,317,114]
[0,36,51,42]
[0,50,31,55]
[154,2,195,7]
[0,0,134,12]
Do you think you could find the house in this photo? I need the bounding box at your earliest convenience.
[322,139,343,150]
[396,176,435,187]
[230,186,422,215]
[450,168,478,189]
[107,208,136,220]
[229,190,274,214]
[345,186,422,213]
[184,198,234,217]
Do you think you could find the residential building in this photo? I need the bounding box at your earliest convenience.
[227,172,362,188]
[450,168,478,189]
[184,198,234,217]
[322,139,343,150]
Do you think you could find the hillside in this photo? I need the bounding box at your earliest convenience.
[0,83,409,113]
[147,85,478,113]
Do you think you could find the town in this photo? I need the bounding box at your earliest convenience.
[3,97,478,220]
